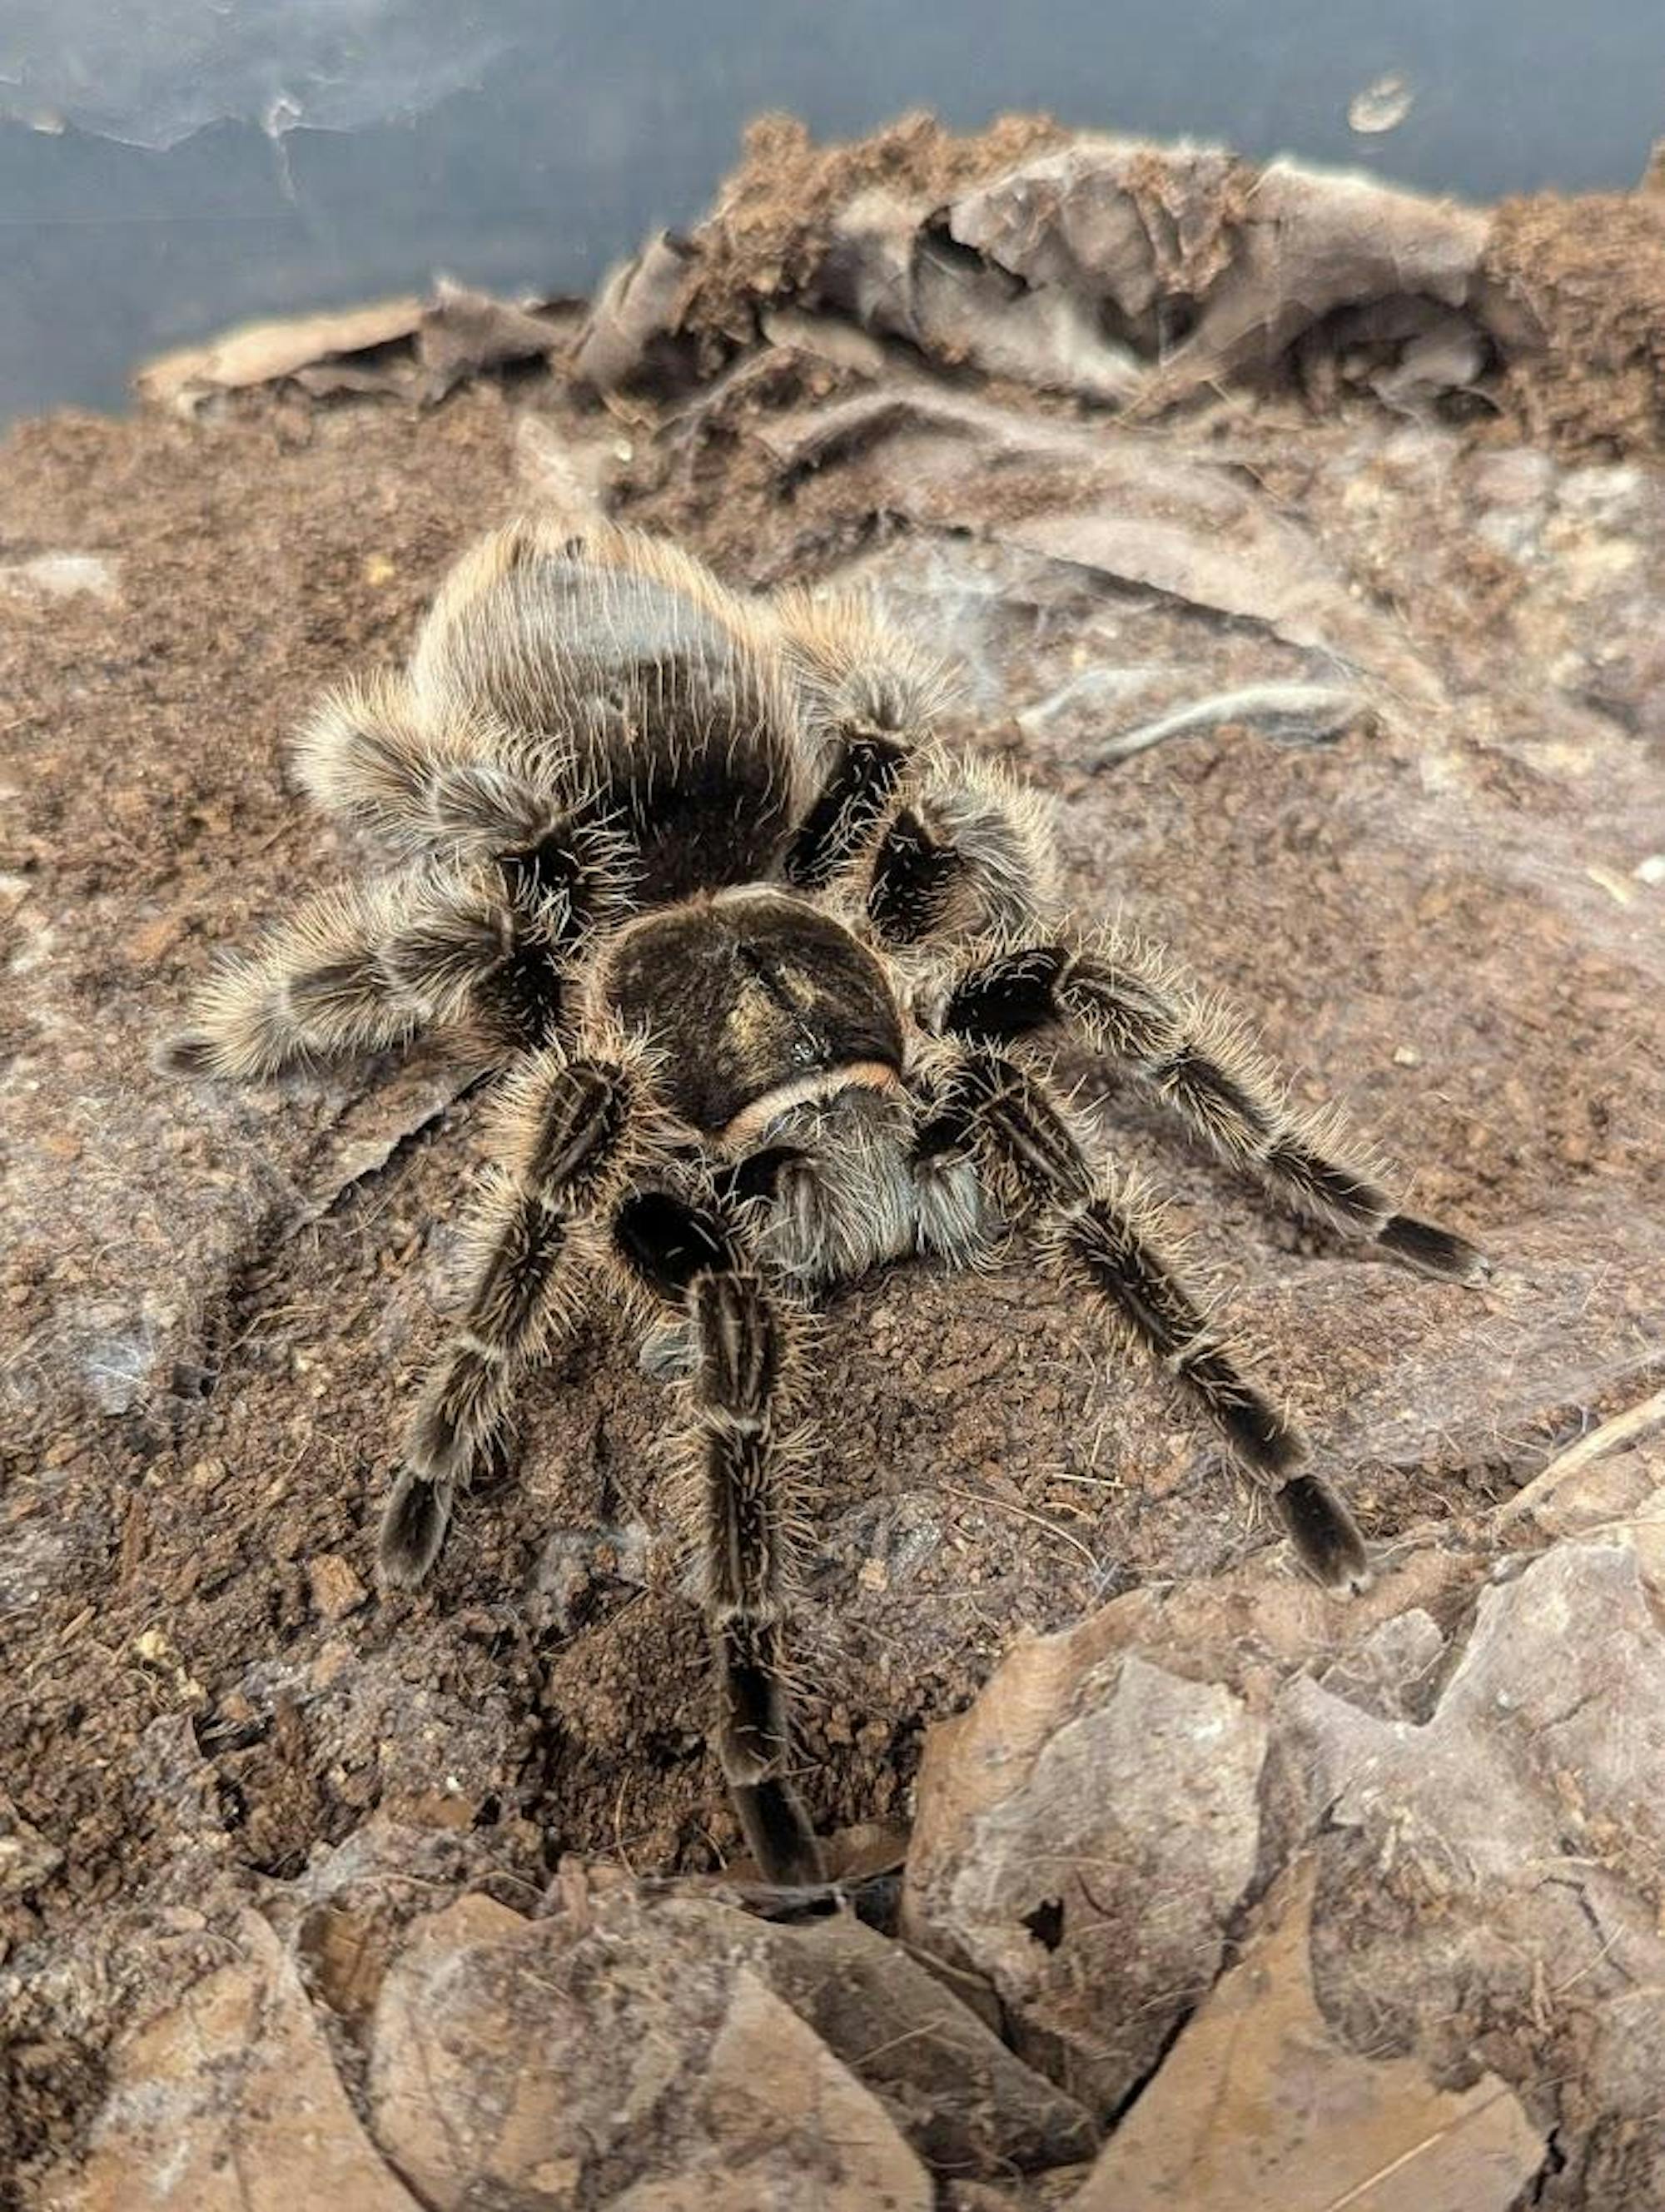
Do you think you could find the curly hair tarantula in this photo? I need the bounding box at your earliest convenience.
[162,512,1487,1886]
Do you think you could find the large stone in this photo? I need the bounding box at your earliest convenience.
[605,1971,932,2212]
[53,1910,420,2211]
[1072,1866,1543,2211]
[904,1645,1266,2110]
[365,1881,1094,2202]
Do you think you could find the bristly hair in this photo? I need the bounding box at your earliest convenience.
[772,583,954,750]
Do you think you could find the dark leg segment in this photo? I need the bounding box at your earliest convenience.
[866,807,965,942]
[616,1193,826,1886]
[945,1049,1369,1591]
[783,733,910,889]
[940,940,1488,1285]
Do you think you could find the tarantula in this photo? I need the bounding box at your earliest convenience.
[163,512,1485,1885]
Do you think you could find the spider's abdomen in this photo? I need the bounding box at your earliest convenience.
[601,893,904,1137]
[415,530,808,902]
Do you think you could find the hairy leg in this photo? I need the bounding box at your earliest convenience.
[614,1186,826,1886]
[933,1045,1371,1592]
[161,802,637,1084]
[295,671,639,914]
[381,1043,652,1583]
[861,748,1061,945]
[774,586,947,890]
[936,935,1488,1284]
[160,868,492,1081]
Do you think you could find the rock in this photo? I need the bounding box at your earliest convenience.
[366,1882,1093,2200]
[0,553,117,599]
[0,1798,62,1897]
[605,1971,932,2212]
[904,1646,1266,2110]
[1317,1607,1449,1723]
[1494,1384,1665,1553]
[52,1910,421,2210]
[740,1905,1097,2175]
[1071,1865,1544,2211]
[1277,1543,1665,2208]
[367,1891,939,2208]
[1285,1544,1665,1901]
[306,1550,368,1622]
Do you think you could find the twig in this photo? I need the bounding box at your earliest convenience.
[939,1483,1103,1577]
[1083,682,1365,768]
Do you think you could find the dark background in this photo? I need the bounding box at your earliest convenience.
[2,0,1661,424]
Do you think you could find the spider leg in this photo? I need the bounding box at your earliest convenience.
[935,937,1489,1285]
[159,853,602,1081]
[934,1045,1370,1593]
[159,868,469,1080]
[773,587,949,890]
[861,748,1061,943]
[782,728,912,889]
[380,1046,649,1586]
[614,1186,826,1887]
[295,670,518,851]
[295,670,639,902]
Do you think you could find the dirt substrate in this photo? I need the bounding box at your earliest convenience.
[3,119,1665,2210]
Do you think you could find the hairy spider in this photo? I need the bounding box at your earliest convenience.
[163,513,1486,1885]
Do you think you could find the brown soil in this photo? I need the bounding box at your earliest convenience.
[1484,192,1665,457]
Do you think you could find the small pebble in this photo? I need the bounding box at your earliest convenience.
[306,1553,368,1622]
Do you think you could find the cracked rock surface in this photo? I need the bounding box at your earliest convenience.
[3,117,1663,2208]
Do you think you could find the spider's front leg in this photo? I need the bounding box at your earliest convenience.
[934,936,1489,1285]
[615,1189,826,1888]
[161,872,448,1081]
[927,1046,1372,1593]
[161,826,624,1083]
[380,1043,651,1583]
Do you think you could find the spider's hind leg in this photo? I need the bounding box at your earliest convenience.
[160,851,605,1083]
[775,587,949,891]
